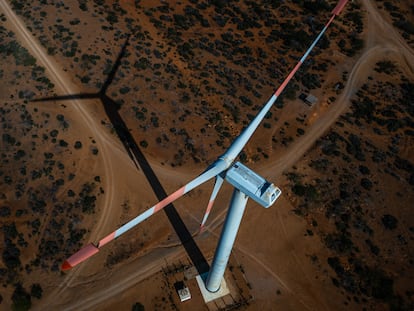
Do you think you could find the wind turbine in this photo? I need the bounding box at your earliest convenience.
[33,36,211,274]
[62,0,349,294]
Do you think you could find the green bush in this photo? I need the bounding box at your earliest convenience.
[12,284,31,311]
[74,141,82,149]
[132,302,145,311]
[381,214,398,230]
[30,284,43,299]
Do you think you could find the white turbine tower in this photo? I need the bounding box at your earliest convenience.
[62,0,348,295]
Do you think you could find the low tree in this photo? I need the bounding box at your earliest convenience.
[30,283,43,299]
[12,284,31,311]
[132,302,145,311]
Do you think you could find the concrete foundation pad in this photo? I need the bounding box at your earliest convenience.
[196,275,230,303]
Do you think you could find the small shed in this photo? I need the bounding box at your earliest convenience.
[299,93,318,106]
[175,281,191,302]
[305,94,318,106]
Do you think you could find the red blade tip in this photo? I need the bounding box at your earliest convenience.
[332,0,348,15]
[61,260,72,271]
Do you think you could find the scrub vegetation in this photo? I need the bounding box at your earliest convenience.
[285,63,414,310]
[1,0,412,310]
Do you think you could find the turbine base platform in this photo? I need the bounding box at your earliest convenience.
[196,275,230,303]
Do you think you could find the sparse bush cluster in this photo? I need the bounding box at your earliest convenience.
[0,0,378,308]
[285,69,413,310]
[0,99,102,303]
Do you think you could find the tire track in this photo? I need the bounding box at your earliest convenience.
[261,0,414,179]
[51,1,414,309]
[0,0,119,304]
[2,0,413,310]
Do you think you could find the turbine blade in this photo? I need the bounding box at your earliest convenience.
[332,0,348,15]
[200,175,224,230]
[61,0,349,271]
[61,243,99,271]
[61,159,228,270]
[220,0,347,165]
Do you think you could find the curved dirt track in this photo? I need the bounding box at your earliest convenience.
[261,0,414,179]
[0,0,128,302]
[65,1,414,309]
[0,1,118,233]
[2,0,414,310]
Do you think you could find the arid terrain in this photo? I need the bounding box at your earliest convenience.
[0,0,413,310]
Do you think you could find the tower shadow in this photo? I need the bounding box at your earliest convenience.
[32,35,210,275]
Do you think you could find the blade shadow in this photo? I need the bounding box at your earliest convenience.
[31,93,98,102]
[32,35,210,275]
[100,35,130,96]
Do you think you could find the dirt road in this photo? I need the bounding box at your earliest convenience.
[1,0,413,310]
[0,0,129,299]
[260,0,414,180]
[61,1,414,309]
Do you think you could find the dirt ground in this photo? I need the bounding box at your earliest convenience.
[0,0,413,310]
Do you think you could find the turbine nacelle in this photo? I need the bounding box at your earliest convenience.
[224,162,281,208]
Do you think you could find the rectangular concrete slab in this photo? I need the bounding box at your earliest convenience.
[196,275,230,303]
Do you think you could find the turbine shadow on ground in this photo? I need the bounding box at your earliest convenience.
[32,35,210,275]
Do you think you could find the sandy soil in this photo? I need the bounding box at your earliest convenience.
[1,0,413,310]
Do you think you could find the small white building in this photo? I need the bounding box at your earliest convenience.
[305,94,318,106]
[299,93,318,106]
[176,282,191,302]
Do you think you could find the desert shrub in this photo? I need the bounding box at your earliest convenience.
[393,19,414,35]
[303,0,330,13]
[14,150,26,160]
[177,42,194,59]
[324,232,354,253]
[3,133,16,145]
[173,14,191,30]
[360,178,373,190]
[78,0,87,11]
[301,73,321,89]
[81,76,90,84]
[30,284,42,299]
[120,86,130,94]
[0,206,11,217]
[106,12,118,24]
[355,265,394,300]
[134,57,151,70]
[381,214,398,230]
[74,141,82,149]
[76,183,97,214]
[349,36,364,55]
[2,241,21,269]
[12,284,31,311]
[327,256,344,274]
[50,129,59,138]
[358,165,370,175]
[132,302,145,311]
[394,156,413,172]
[239,95,252,106]
[292,183,318,201]
[1,40,36,66]
[375,60,397,74]
[365,239,380,256]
